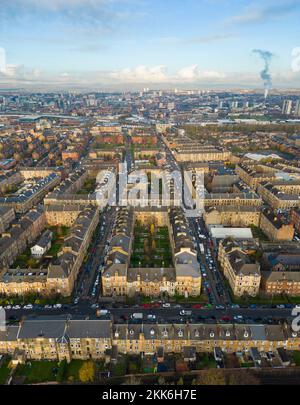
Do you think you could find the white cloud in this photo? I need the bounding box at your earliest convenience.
[110,65,169,83]
[177,65,199,81]
[1,61,300,90]
[177,65,227,82]
[109,64,227,84]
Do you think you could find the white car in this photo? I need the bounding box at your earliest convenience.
[162,303,171,308]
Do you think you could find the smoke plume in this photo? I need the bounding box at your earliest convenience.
[253,49,274,99]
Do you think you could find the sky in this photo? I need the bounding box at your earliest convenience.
[0,0,300,90]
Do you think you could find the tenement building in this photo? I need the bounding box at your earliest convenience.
[0,317,300,363]
[236,163,277,190]
[218,238,261,297]
[257,180,300,210]
[260,209,295,242]
[102,207,201,298]
[0,206,99,297]
[204,205,261,227]
[0,208,46,269]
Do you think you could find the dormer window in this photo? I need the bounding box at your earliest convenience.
[178,330,183,338]
[226,331,230,338]
[292,332,298,338]
[244,331,249,338]
[210,332,215,338]
[114,331,119,338]
[130,329,134,336]
[150,329,155,336]
[163,330,168,338]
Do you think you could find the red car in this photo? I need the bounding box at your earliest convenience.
[151,302,160,308]
[141,303,151,308]
[192,304,203,309]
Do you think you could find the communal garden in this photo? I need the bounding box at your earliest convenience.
[130,224,173,268]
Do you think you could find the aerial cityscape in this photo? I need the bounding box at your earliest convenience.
[1,0,300,393]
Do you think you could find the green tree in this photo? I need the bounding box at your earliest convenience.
[79,361,95,383]
[56,359,67,383]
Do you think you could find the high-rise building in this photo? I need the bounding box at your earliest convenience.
[282,100,293,115]
[295,100,300,117]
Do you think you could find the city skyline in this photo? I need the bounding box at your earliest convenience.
[0,0,300,90]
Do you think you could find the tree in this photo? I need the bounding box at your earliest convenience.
[150,223,155,235]
[227,371,260,385]
[27,258,37,269]
[151,240,156,251]
[125,376,142,385]
[157,376,166,385]
[196,369,226,385]
[144,238,149,255]
[56,359,67,383]
[177,377,184,385]
[79,361,95,383]
[32,151,40,160]
[13,152,21,161]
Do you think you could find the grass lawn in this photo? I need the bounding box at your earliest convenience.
[13,248,39,269]
[76,179,97,195]
[46,226,69,258]
[16,360,98,384]
[111,356,127,377]
[126,356,142,374]
[47,242,63,257]
[16,361,58,384]
[94,143,124,150]
[130,225,173,268]
[12,226,69,266]
[241,362,254,368]
[292,351,300,366]
[64,360,86,382]
[196,354,217,370]
[0,358,11,385]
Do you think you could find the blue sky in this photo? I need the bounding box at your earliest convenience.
[0,0,300,89]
